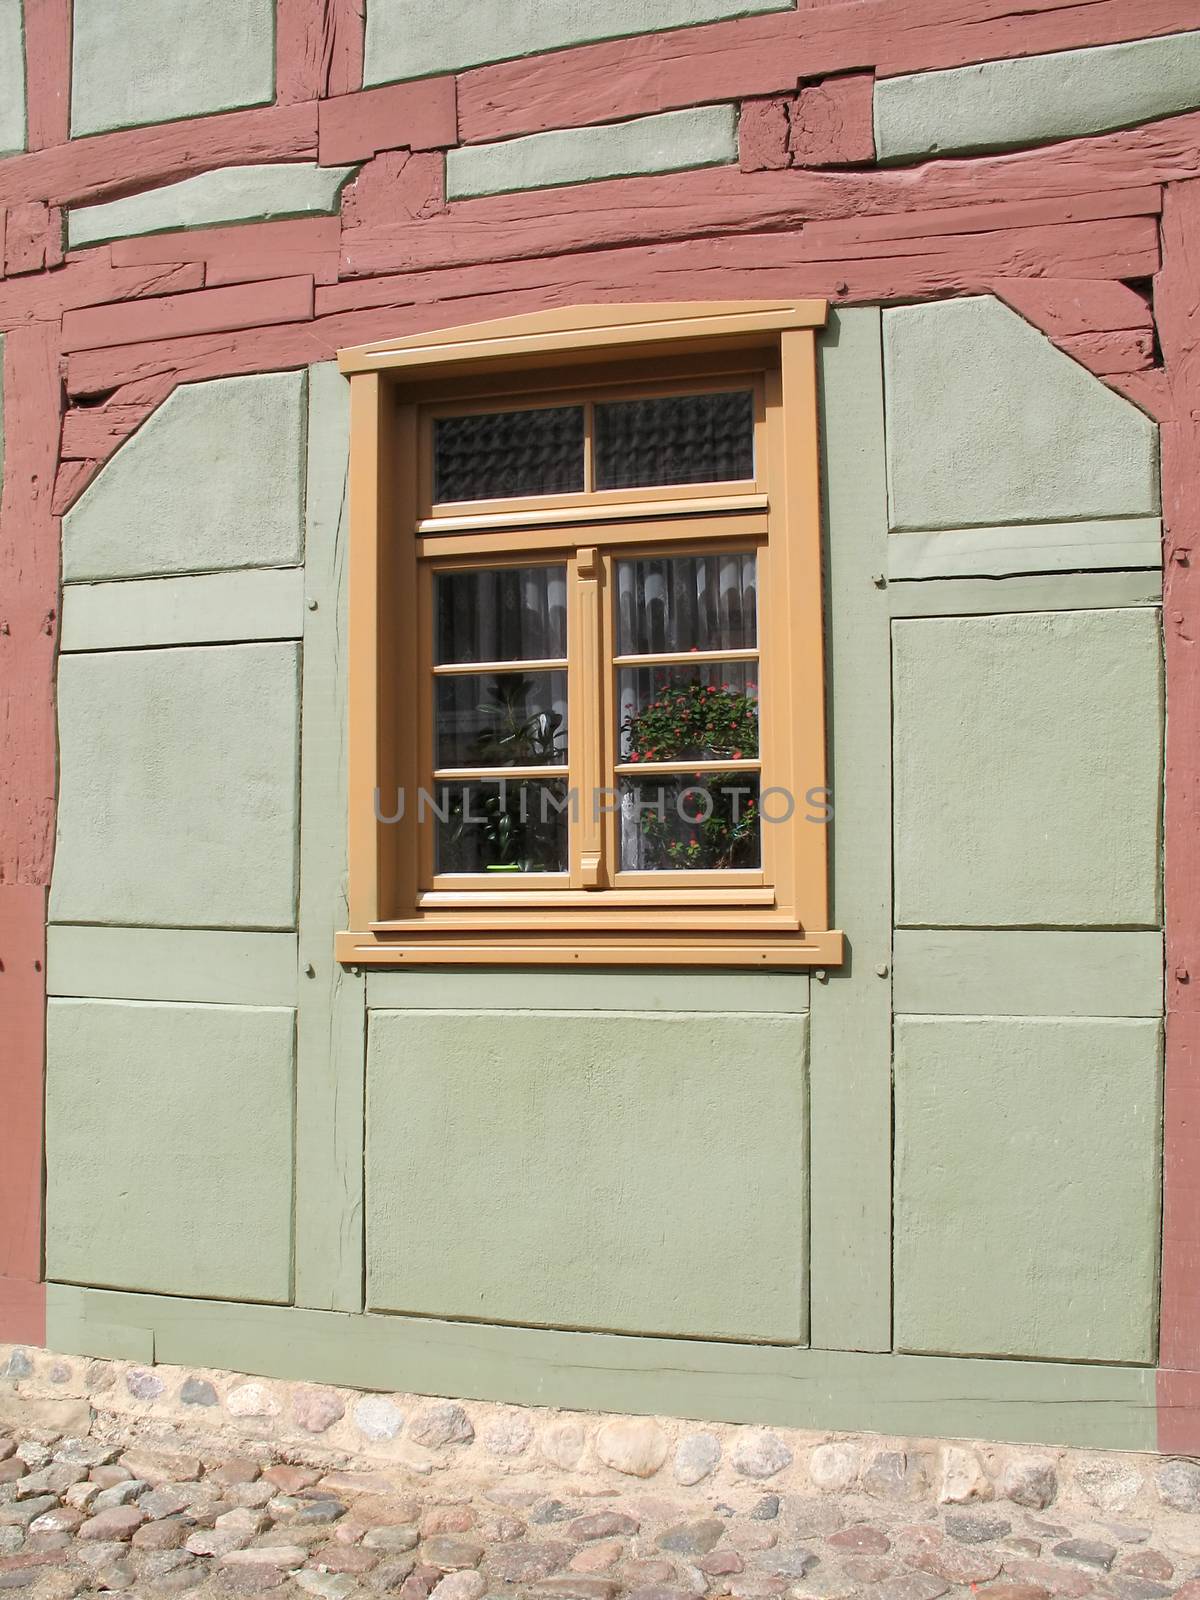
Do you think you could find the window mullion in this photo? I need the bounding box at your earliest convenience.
[568,545,605,890]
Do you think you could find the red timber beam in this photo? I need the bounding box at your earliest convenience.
[1156,177,1200,1452]
[456,0,1200,143]
[0,323,62,1347]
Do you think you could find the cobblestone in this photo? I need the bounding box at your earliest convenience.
[0,1412,1192,1600]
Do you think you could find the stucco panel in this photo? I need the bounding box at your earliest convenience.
[63,373,306,582]
[894,1015,1161,1363]
[68,166,356,250]
[876,30,1200,162]
[446,106,739,200]
[46,999,294,1301]
[367,1009,809,1342]
[883,297,1159,532]
[0,0,24,156]
[365,0,792,83]
[893,609,1162,928]
[50,642,300,930]
[71,0,274,136]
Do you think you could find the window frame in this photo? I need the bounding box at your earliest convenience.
[336,301,843,969]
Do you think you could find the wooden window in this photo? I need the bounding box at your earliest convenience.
[337,302,843,968]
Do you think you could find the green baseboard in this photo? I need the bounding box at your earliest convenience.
[45,1283,1156,1453]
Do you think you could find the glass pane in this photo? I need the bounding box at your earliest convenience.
[435,779,569,873]
[436,566,567,664]
[436,671,568,768]
[619,774,761,871]
[595,390,754,490]
[619,664,758,762]
[616,551,757,656]
[434,406,584,502]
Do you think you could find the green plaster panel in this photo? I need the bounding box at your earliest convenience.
[44,1285,1157,1451]
[367,968,809,1011]
[883,298,1159,532]
[366,1009,808,1343]
[60,567,304,652]
[68,166,356,250]
[47,927,298,1007]
[364,0,792,83]
[63,373,306,582]
[446,106,738,200]
[294,363,367,1315]
[889,570,1162,619]
[70,0,274,137]
[807,307,892,1353]
[0,2,24,156]
[894,1015,1162,1363]
[45,999,295,1302]
[876,30,1200,163]
[45,1289,155,1364]
[893,609,1163,928]
[894,931,1164,1018]
[50,642,301,930]
[887,517,1163,580]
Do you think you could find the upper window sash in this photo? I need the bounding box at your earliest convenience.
[416,373,769,527]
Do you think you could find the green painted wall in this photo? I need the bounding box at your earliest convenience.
[446,106,739,199]
[44,1283,1158,1452]
[68,167,357,251]
[63,373,307,582]
[367,1009,809,1342]
[45,999,295,1302]
[892,608,1163,929]
[50,642,301,929]
[70,0,274,136]
[60,567,304,652]
[894,1015,1162,1364]
[875,30,1200,162]
[41,309,1169,1448]
[0,0,24,157]
[363,0,792,84]
[883,297,1158,535]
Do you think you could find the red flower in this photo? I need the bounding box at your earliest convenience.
[732,749,742,760]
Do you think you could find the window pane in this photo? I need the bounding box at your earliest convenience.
[436,671,567,768]
[619,665,758,761]
[616,551,757,656]
[436,566,567,664]
[435,779,569,873]
[595,390,754,490]
[434,406,584,502]
[619,774,761,871]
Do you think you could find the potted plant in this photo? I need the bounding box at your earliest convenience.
[621,678,759,870]
[445,674,566,871]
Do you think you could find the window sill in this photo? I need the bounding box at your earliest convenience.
[335,929,845,969]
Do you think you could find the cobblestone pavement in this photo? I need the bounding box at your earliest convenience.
[2,1423,1200,1600]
